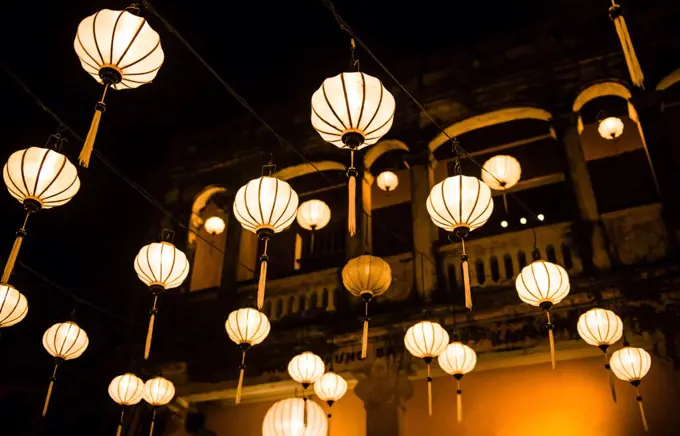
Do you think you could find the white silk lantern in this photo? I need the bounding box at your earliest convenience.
[262,397,327,436]
[610,346,652,432]
[109,373,145,436]
[288,351,325,392]
[143,376,176,435]
[0,284,28,328]
[438,342,477,423]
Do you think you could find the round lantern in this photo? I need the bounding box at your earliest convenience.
[426,174,494,309]
[404,321,449,416]
[134,237,190,360]
[342,254,392,359]
[74,6,164,167]
[225,308,271,404]
[578,308,624,403]
[204,216,226,235]
[516,259,570,370]
[438,342,477,423]
[297,199,331,232]
[376,171,399,192]
[42,321,89,416]
[598,116,624,140]
[144,376,176,435]
[288,351,325,390]
[481,155,522,191]
[0,284,28,328]
[311,71,396,237]
[2,147,80,283]
[233,174,299,309]
[109,373,145,436]
[610,346,652,432]
[314,371,347,429]
[262,397,327,436]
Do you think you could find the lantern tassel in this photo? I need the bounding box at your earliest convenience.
[236,351,246,405]
[80,84,110,168]
[257,239,269,309]
[144,295,158,360]
[327,413,332,436]
[42,362,59,417]
[116,409,125,436]
[2,211,31,284]
[149,408,156,436]
[361,301,369,359]
[603,351,617,403]
[347,150,356,237]
[502,191,509,214]
[426,362,433,417]
[635,387,649,432]
[546,311,556,370]
[456,379,463,424]
[609,2,644,88]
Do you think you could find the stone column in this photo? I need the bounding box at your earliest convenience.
[406,150,438,300]
[559,120,612,270]
[347,170,373,259]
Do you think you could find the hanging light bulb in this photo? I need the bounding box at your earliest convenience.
[598,116,625,140]
[0,284,28,328]
[376,171,399,192]
[577,308,624,402]
[225,308,271,404]
[426,171,494,309]
[2,146,80,283]
[515,258,570,369]
[404,321,449,417]
[610,346,652,432]
[204,216,226,235]
[288,351,325,393]
[143,376,176,436]
[42,321,89,417]
[109,373,145,436]
[438,342,477,423]
[262,397,327,436]
[233,164,299,309]
[481,155,521,213]
[314,370,347,428]
[311,69,395,236]
[342,254,392,359]
[134,232,190,360]
[73,5,164,167]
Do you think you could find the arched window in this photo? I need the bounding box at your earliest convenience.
[546,245,557,263]
[310,292,318,312]
[475,259,485,285]
[490,256,500,282]
[289,296,297,314]
[275,299,284,319]
[504,254,514,280]
[561,244,574,270]
[518,251,527,269]
[322,289,329,310]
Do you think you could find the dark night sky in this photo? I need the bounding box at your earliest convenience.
[0,0,660,433]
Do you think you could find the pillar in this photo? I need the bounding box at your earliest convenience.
[406,150,438,300]
[347,169,373,259]
[560,120,611,270]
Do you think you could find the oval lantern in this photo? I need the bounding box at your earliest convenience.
[438,342,477,423]
[233,174,299,309]
[610,346,652,432]
[225,308,271,404]
[288,351,325,390]
[109,373,145,436]
[481,155,522,191]
[262,397,327,436]
[426,175,493,309]
[376,171,399,192]
[342,254,392,359]
[2,147,81,283]
[578,308,623,402]
[204,216,226,235]
[314,371,348,427]
[516,259,570,370]
[0,284,28,328]
[311,71,396,237]
[134,238,189,360]
[297,199,331,232]
[41,321,89,416]
[74,7,165,166]
[144,376,176,435]
[404,321,449,416]
[598,116,624,140]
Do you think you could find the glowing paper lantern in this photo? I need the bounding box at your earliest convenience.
[134,237,190,360]
[262,397,327,436]
[297,199,331,231]
[314,371,347,430]
[109,373,145,436]
[598,116,624,140]
[610,347,652,432]
[2,147,80,282]
[516,259,570,369]
[311,72,395,236]
[438,342,477,423]
[233,174,298,309]
[481,155,521,213]
[376,171,399,192]
[288,352,325,390]
[144,376,176,435]
[342,254,392,359]
[204,216,226,235]
[0,284,28,328]
[426,175,494,309]
[42,321,89,416]
[74,6,164,166]
[225,308,271,404]
[404,321,449,416]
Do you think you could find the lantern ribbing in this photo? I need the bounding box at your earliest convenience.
[610,346,652,432]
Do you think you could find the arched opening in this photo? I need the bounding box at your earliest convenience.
[189,186,229,292]
[475,259,486,285]
[518,251,527,269]
[546,245,557,264]
[490,256,500,283]
[504,254,514,280]
[561,244,574,270]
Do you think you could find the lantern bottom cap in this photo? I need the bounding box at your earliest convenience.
[341,130,365,149]
[256,227,275,239]
[23,197,42,212]
[149,284,166,295]
[539,301,554,311]
[99,64,123,84]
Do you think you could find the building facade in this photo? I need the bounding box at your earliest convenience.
[150,3,680,435]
